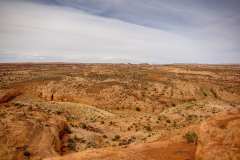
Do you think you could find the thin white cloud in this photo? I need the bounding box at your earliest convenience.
[0,0,239,63]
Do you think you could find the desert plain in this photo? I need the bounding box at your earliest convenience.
[0,63,239,160]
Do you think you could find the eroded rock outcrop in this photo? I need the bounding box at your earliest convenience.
[0,89,21,103]
[45,140,196,160]
[0,103,69,160]
[196,108,240,160]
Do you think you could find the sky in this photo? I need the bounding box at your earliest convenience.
[0,0,239,63]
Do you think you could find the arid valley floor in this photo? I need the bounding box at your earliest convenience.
[0,63,239,160]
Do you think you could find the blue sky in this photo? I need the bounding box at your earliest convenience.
[0,0,239,63]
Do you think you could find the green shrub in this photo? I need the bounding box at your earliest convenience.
[184,102,195,109]
[80,123,87,129]
[23,150,31,157]
[14,102,24,108]
[103,135,108,138]
[112,134,121,141]
[173,121,177,128]
[63,125,72,134]
[118,138,131,146]
[136,107,141,112]
[186,114,198,121]
[203,91,208,97]
[86,141,97,148]
[144,125,152,131]
[184,131,198,144]
[68,138,77,151]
